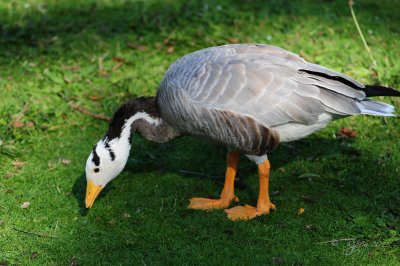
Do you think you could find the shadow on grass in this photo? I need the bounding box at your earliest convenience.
[1,0,399,59]
[67,133,400,264]
[71,133,393,215]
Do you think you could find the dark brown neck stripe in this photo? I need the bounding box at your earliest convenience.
[104,97,159,141]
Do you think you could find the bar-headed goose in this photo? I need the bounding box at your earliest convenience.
[84,44,400,220]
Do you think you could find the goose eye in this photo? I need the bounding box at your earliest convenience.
[94,168,100,173]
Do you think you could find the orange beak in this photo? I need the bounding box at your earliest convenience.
[85,180,103,208]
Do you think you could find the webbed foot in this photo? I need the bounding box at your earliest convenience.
[224,202,276,221]
[188,196,239,210]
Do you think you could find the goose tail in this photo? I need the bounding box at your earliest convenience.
[357,99,395,116]
[356,85,399,116]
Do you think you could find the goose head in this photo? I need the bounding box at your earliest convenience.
[84,97,160,208]
[85,137,130,208]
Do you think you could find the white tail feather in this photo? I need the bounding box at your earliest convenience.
[357,99,396,116]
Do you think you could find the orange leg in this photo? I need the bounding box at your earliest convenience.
[225,160,276,221]
[188,151,240,210]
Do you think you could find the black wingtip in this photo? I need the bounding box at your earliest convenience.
[364,85,400,97]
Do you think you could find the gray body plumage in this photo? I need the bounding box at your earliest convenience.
[156,44,395,156]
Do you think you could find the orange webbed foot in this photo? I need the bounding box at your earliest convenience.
[188,196,239,211]
[224,202,276,221]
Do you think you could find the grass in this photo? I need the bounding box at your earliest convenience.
[0,0,399,264]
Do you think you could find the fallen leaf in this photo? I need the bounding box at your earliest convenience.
[62,65,81,71]
[270,191,279,196]
[338,127,357,138]
[112,62,124,72]
[163,38,171,45]
[64,76,72,84]
[98,69,108,77]
[0,220,4,226]
[127,43,147,51]
[70,257,78,266]
[155,42,163,50]
[271,256,284,264]
[112,57,125,63]
[297,173,320,179]
[297,208,305,215]
[228,37,239,44]
[61,159,71,165]
[31,252,38,259]
[107,220,116,225]
[13,119,24,128]
[4,172,15,179]
[304,224,313,230]
[48,162,57,169]
[20,201,30,209]
[167,46,175,54]
[122,212,130,218]
[302,195,319,204]
[12,161,26,169]
[25,121,34,128]
[88,95,102,101]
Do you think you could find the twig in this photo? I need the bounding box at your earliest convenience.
[13,227,56,238]
[317,238,355,245]
[69,101,111,122]
[159,198,164,213]
[178,169,220,179]
[348,0,376,67]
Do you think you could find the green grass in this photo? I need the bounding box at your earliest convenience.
[1,0,400,264]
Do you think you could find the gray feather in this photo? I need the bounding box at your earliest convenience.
[157,44,396,152]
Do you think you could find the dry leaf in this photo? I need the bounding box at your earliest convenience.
[127,43,147,51]
[0,220,5,226]
[31,252,39,259]
[61,159,72,165]
[270,191,279,196]
[64,76,72,84]
[155,43,163,50]
[167,46,175,54]
[20,201,30,209]
[13,119,24,128]
[302,195,319,204]
[271,256,284,264]
[4,172,15,179]
[297,208,305,215]
[107,220,116,225]
[122,212,130,218]
[98,69,108,77]
[338,127,357,138]
[62,65,81,71]
[228,37,239,44]
[70,257,78,266]
[112,57,125,63]
[163,38,171,45]
[112,62,123,72]
[25,121,34,128]
[304,224,313,230]
[88,95,102,101]
[12,161,26,169]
